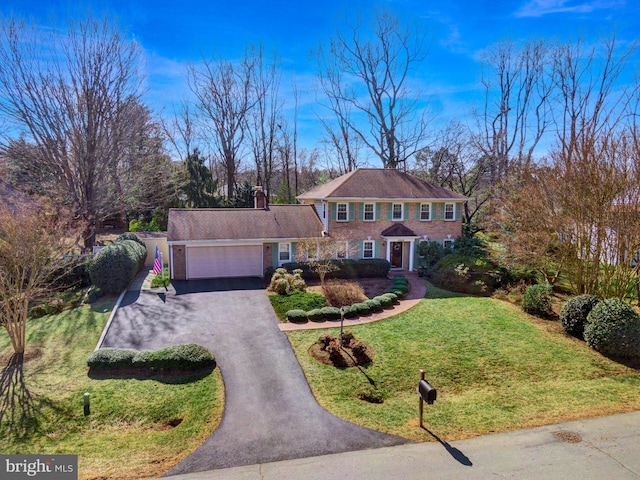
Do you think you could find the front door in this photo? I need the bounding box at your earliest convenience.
[390,241,403,268]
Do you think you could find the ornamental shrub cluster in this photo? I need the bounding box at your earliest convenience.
[521,283,553,317]
[285,292,398,323]
[87,343,216,372]
[269,268,306,295]
[88,233,146,295]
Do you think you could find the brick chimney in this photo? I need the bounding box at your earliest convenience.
[253,186,267,209]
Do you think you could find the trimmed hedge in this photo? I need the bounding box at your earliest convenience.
[88,235,146,295]
[381,292,399,304]
[286,309,308,322]
[584,299,640,358]
[373,295,393,308]
[364,298,383,313]
[321,306,342,320]
[87,348,137,369]
[308,309,325,321]
[560,294,601,338]
[278,258,391,280]
[87,344,216,372]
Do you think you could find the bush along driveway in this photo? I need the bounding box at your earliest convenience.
[99,277,410,475]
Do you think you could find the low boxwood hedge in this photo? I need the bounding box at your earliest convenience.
[87,344,216,373]
[286,309,308,322]
[321,306,342,320]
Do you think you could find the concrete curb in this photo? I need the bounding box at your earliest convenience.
[93,288,127,351]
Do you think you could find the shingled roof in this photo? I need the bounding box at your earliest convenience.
[168,205,324,242]
[297,168,467,201]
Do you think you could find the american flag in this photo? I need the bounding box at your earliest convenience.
[153,245,162,274]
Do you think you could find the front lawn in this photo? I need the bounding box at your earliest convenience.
[286,282,640,441]
[0,298,223,479]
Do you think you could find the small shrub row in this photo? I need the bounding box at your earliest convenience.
[88,233,147,296]
[87,344,216,372]
[285,292,398,323]
[386,275,409,298]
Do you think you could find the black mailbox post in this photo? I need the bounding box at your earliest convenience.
[418,379,437,404]
[417,369,436,428]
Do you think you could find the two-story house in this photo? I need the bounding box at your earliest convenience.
[296,168,467,272]
[167,168,466,280]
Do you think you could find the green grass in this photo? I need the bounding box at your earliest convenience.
[0,298,223,479]
[286,282,640,442]
[268,290,327,321]
[151,267,170,288]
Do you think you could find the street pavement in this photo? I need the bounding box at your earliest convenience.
[161,410,640,480]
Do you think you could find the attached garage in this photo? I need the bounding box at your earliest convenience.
[186,245,263,279]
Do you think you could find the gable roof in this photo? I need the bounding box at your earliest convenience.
[297,168,467,201]
[168,205,324,242]
[380,224,418,237]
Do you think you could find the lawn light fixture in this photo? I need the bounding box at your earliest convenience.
[84,392,90,416]
[339,306,345,345]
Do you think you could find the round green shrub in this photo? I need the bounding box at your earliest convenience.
[321,306,342,320]
[364,298,382,313]
[88,239,146,294]
[381,292,399,304]
[342,304,359,318]
[373,295,393,308]
[87,348,137,369]
[354,302,371,316]
[521,283,553,317]
[286,309,308,323]
[116,232,146,247]
[584,299,640,358]
[389,289,406,299]
[308,309,325,321]
[560,294,601,338]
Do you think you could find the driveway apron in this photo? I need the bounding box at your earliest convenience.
[100,278,410,475]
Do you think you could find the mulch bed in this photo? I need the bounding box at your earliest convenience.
[308,342,375,368]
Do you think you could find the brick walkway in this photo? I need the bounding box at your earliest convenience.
[278,273,427,332]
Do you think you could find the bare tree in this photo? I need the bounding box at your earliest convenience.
[494,37,640,297]
[474,39,553,181]
[0,15,145,250]
[0,204,73,354]
[246,48,282,201]
[414,120,492,229]
[315,11,430,169]
[188,48,262,201]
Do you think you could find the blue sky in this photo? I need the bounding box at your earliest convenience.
[1,0,638,160]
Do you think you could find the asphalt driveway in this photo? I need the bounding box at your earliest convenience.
[99,276,409,475]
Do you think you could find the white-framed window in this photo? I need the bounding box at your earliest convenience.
[306,243,317,260]
[363,203,375,221]
[392,203,403,221]
[444,203,455,221]
[336,241,348,259]
[443,239,454,250]
[420,203,431,221]
[279,242,291,263]
[336,203,348,222]
[363,240,374,259]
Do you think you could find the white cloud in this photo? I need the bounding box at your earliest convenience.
[516,0,625,18]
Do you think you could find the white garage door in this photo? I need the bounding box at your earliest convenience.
[187,245,263,279]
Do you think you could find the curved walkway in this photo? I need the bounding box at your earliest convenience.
[279,273,427,332]
[99,271,410,477]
